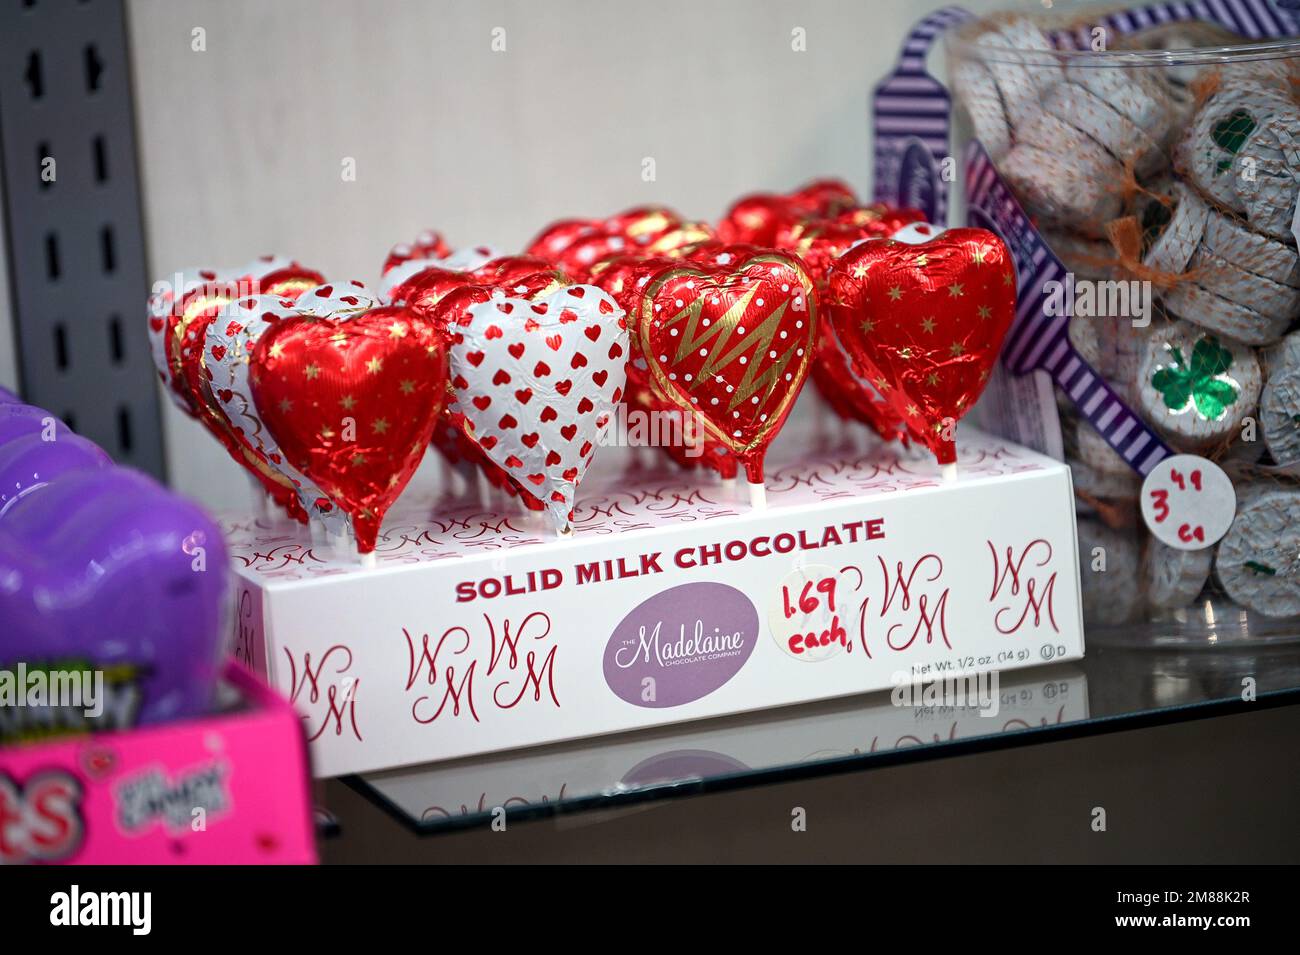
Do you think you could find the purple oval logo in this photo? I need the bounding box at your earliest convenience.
[603,582,759,708]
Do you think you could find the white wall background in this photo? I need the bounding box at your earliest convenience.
[1,0,1006,508]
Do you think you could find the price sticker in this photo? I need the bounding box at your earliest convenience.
[1139,454,1236,551]
[768,564,853,661]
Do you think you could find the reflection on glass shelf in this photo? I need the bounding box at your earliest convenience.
[352,642,1300,833]
[1089,597,1300,648]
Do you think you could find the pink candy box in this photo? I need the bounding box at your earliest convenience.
[0,661,316,865]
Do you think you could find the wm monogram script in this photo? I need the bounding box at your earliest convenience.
[403,612,560,724]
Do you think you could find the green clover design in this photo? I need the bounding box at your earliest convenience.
[1151,336,1239,421]
[1211,108,1257,176]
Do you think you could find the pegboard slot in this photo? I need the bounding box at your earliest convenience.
[108,314,124,364]
[24,50,43,99]
[100,224,115,273]
[54,322,68,371]
[116,405,132,453]
[92,134,107,183]
[44,231,59,279]
[83,44,103,94]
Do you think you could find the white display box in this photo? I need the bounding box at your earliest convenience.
[224,426,1085,778]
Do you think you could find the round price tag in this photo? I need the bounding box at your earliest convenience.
[1139,454,1237,551]
[768,564,854,661]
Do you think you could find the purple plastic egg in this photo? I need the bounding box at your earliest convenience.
[0,431,113,518]
[0,403,69,445]
[0,397,230,739]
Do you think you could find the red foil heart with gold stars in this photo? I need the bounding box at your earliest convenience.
[827,227,1016,466]
[774,208,927,442]
[250,305,449,552]
[809,327,909,443]
[637,252,818,484]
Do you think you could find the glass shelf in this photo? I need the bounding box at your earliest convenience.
[346,638,1300,834]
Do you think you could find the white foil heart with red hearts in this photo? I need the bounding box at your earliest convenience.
[293,280,384,318]
[147,266,239,412]
[203,294,348,534]
[451,285,628,533]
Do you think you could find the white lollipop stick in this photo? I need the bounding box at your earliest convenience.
[247,473,271,521]
[812,408,829,443]
[941,462,958,483]
[720,476,737,496]
[447,467,468,500]
[325,522,351,557]
[748,481,767,510]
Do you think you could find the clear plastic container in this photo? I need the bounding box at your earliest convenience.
[946,9,1300,645]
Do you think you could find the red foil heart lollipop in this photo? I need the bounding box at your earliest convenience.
[388,266,473,313]
[250,305,450,553]
[226,257,327,306]
[382,230,452,276]
[827,225,1016,469]
[528,207,684,278]
[775,207,926,442]
[590,255,722,475]
[716,179,859,247]
[379,238,501,299]
[475,255,568,287]
[637,252,818,488]
[590,255,678,316]
[604,206,684,246]
[810,327,909,443]
[645,221,717,258]
[526,219,600,260]
[591,254,739,480]
[556,234,639,281]
[256,265,327,301]
[777,204,927,288]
